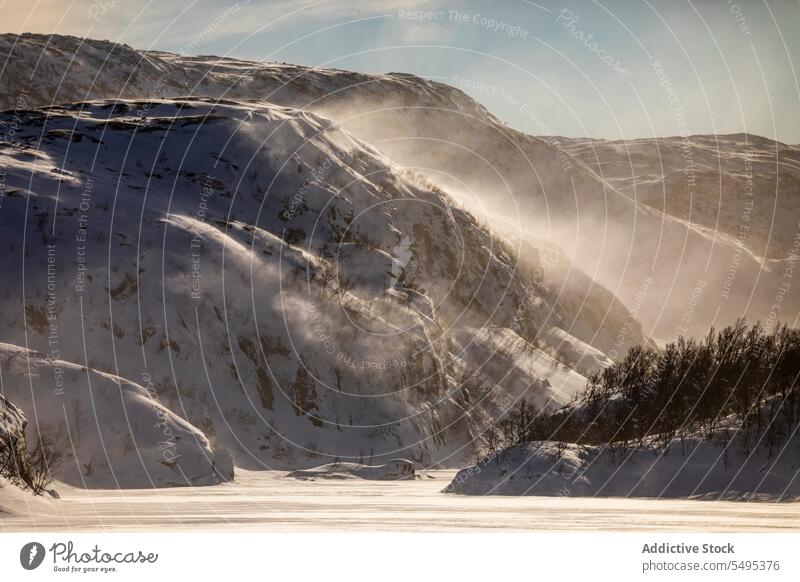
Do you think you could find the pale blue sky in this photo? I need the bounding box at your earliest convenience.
[5,0,800,142]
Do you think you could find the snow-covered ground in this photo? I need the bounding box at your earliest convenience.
[0,476,57,518]
[446,435,800,501]
[287,458,415,480]
[2,470,798,532]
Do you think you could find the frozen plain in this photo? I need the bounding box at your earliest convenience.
[2,470,799,532]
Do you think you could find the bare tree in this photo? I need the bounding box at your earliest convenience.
[318,267,334,296]
[25,434,62,494]
[0,432,62,494]
[337,276,354,302]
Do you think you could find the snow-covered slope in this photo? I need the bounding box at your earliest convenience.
[554,134,800,261]
[544,327,613,375]
[331,97,800,343]
[0,94,644,486]
[446,428,800,500]
[0,32,731,342]
[0,33,495,128]
[0,343,230,488]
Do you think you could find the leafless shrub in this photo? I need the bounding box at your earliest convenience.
[0,431,62,495]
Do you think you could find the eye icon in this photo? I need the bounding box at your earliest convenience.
[20,542,46,570]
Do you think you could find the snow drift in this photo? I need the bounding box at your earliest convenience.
[0,343,231,488]
[446,430,800,500]
[288,458,415,480]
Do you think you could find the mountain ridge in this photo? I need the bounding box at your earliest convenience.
[4,33,798,341]
[0,94,646,486]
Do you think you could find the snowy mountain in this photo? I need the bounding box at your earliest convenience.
[553,134,800,261]
[331,97,800,343]
[0,90,646,487]
[4,33,798,342]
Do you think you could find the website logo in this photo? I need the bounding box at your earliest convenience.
[20,542,46,570]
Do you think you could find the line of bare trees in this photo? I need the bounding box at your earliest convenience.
[480,320,800,463]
